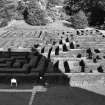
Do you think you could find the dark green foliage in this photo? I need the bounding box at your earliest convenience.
[0,19,8,27]
[23,0,48,26]
[24,8,47,26]
[63,0,105,27]
[46,7,63,22]
[0,0,48,26]
[63,0,82,15]
[46,0,67,22]
[63,0,88,28]
[0,0,26,27]
[63,0,105,13]
[47,0,64,7]
[70,10,88,29]
[97,66,103,73]
[0,0,15,27]
[17,1,26,13]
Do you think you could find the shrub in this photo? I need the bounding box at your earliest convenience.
[46,8,62,22]
[0,0,14,27]
[0,18,8,28]
[25,8,48,25]
[63,0,105,28]
[23,0,48,25]
[70,10,88,29]
[47,0,63,7]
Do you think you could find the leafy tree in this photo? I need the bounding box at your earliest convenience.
[63,0,105,27]
[22,0,48,25]
[0,0,16,27]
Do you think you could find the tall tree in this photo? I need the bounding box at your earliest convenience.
[23,0,48,25]
[63,0,105,27]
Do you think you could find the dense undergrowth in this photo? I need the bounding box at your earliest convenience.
[0,0,105,29]
[63,0,105,29]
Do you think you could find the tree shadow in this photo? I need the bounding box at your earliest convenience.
[34,86,105,105]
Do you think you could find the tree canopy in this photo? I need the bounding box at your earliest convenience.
[63,0,105,27]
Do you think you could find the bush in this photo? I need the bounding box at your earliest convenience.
[13,12,24,20]
[25,8,48,25]
[23,0,48,25]
[0,0,15,27]
[47,0,63,7]
[0,18,8,28]
[70,10,88,29]
[46,8,62,22]
[63,0,105,28]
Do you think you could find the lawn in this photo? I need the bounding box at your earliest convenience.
[0,92,31,105]
[33,85,105,105]
[0,85,105,105]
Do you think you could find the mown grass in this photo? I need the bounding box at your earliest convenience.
[33,86,105,105]
[0,92,31,105]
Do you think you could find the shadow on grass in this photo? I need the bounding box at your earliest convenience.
[34,86,105,105]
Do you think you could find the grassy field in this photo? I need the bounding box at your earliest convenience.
[0,92,31,105]
[33,86,105,105]
[0,85,105,105]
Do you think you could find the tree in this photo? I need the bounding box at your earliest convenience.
[47,0,63,7]
[0,0,15,27]
[70,10,88,28]
[63,0,105,27]
[22,0,48,25]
